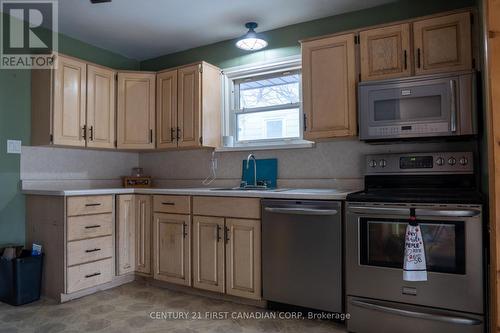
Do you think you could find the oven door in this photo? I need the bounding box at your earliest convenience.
[359,75,459,140]
[346,203,483,314]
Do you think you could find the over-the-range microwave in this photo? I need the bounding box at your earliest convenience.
[358,71,476,141]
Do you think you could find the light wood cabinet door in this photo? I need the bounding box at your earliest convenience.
[414,12,472,75]
[157,70,178,149]
[86,65,116,149]
[360,24,411,81]
[177,64,201,148]
[135,195,152,275]
[153,213,191,286]
[117,72,156,149]
[302,33,357,140]
[225,218,261,300]
[52,54,87,147]
[192,216,225,293]
[117,195,135,276]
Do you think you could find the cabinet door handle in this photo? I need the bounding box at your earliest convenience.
[85,248,101,253]
[216,225,221,242]
[182,223,188,238]
[224,226,230,244]
[176,127,181,141]
[403,50,407,70]
[150,129,153,143]
[170,128,176,142]
[85,225,101,229]
[417,48,421,68]
[85,203,101,207]
[85,272,101,278]
[82,125,87,140]
[89,126,94,141]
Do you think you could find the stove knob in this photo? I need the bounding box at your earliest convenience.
[459,157,469,166]
[436,157,445,166]
[448,157,457,166]
[368,160,377,168]
[379,159,387,168]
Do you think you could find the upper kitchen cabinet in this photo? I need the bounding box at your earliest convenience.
[301,33,357,140]
[360,24,411,81]
[413,12,472,75]
[157,62,222,150]
[117,72,156,149]
[86,65,116,149]
[31,54,117,148]
[32,54,87,147]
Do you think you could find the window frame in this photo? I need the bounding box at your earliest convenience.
[222,56,307,148]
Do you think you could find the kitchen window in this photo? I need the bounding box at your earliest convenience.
[221,56,312,151]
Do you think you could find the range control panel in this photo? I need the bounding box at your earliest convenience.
[366,152,474,175]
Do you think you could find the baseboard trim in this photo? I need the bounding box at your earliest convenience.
[136,276,267,308]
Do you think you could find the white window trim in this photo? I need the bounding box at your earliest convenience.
[218,55,314,152]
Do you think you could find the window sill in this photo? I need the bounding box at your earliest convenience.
[215,140,315,152]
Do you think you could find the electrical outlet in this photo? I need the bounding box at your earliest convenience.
[7,140,21,154]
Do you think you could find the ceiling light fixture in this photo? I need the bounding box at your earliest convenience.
[235,22,268,51]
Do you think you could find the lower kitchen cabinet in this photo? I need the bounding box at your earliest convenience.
[135,195,152,275]
[153,212,191,286]
[192,196,262,300]
[192,216,225,293]
[225,218,261,300]
[116,195,136,275]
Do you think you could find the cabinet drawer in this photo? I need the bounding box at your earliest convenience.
[67,258,113,293]
[67,195,113,217]
[153,195,190,214]
[193,197,261,219]
[67,214,113,241]
[67,236,113,266]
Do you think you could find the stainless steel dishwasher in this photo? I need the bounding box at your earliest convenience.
[261,199,342,313]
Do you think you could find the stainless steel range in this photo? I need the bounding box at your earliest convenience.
[346,152,484,333]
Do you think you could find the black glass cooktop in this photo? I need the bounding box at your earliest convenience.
[347,174,483,204]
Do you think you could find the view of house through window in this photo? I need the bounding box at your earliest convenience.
[233,70,301,142]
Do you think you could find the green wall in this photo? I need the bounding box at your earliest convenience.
[0,13,139,246]
[141,0,475,70]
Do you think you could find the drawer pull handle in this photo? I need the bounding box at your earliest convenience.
[162,202,175,206]
[85,272,101,278]
[85,203,102,207]
[85,225,101,229]
[85,248,101,253]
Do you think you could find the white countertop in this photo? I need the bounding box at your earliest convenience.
[21,187,357,200]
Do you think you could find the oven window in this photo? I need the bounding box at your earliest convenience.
[359,218,465,274]
[373,95,442,122]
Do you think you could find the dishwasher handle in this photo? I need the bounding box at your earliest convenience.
[264,207,338,216]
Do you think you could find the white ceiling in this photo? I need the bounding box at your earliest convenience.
[53,0,395,61]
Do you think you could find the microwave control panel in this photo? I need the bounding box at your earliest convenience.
[365,152,473,174]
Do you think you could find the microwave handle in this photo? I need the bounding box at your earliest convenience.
[450,79,457,133]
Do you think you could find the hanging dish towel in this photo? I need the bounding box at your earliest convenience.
[403,208,428,281]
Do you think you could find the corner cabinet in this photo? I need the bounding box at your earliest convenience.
[31,54,116,148]
[117,72,156,149]
[301,33,357,140]
[157,62,222,149]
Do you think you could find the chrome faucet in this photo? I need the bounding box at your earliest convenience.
[246,153,257,187]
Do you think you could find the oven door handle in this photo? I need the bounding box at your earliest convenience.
[348,206,480,218]
[350,299,482,326]
[264,207,338,216]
